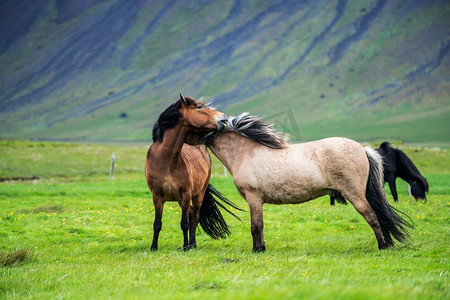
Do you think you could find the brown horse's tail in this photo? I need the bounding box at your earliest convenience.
[364,147,414,245]
[199,184,243,239]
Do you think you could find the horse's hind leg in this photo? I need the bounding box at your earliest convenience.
[345,192,391,249]
[151,194,164,251]
[188,193,203,249]
[330,195,335,206]
[179,194,192,250]
[188,205,200,248]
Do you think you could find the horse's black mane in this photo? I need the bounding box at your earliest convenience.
[225,113,286,149]
[153,100,286,148]
[152,97,216,144]
[152,100,183,142]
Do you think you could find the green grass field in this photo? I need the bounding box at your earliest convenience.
[0,140,449,299]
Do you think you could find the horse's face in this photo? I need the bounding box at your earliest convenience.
[179,95,227,132]
[410,181,427,201]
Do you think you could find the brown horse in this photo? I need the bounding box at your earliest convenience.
[188,112,413,252]
[145,94,241,251]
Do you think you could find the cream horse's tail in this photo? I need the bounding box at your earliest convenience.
[364,147,413,245]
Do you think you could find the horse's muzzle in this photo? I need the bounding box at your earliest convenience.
[216,114,228,131]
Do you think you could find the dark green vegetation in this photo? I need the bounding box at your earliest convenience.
[1,140,449,299]
[1,0,449,142]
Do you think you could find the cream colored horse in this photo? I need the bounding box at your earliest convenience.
[207,113,412,252]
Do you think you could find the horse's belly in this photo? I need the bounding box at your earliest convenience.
[250,160,329,204]
[262,187,331,204]
[260,179,330,204]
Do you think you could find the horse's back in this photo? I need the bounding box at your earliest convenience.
[291,137,369,185]
[310,136,368,181]
[299,137,367,163]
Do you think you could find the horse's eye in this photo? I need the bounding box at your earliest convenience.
[196,105,203,110]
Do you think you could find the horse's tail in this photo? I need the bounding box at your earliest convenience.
[199,184,243,239]
[364,147,413,245]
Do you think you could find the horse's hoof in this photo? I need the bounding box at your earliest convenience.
[150,247,158,251]
[253,246,266,253]
[184,244,197,251]
[177,245,195,251]
[378,243,394,250]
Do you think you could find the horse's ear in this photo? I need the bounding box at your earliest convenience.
[180,93,195,106]
[180,93,187,106]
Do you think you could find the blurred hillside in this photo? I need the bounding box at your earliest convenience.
[0,0,449,142]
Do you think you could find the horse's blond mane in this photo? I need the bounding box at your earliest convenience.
[197,97,215,109]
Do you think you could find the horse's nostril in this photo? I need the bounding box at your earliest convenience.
[215,114,228,130]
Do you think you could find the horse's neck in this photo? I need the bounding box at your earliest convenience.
[209,132,254,175]
[399,172,422,186]
[395,158,421,184]
[156,124,187,170]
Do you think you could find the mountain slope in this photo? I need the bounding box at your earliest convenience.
[0,0,449,142]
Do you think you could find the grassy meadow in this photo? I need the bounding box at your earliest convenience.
[0,140,449,299]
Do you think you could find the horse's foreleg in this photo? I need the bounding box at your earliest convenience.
[151,194,164,251]
[386,175,398,202]
[247,194,266,252]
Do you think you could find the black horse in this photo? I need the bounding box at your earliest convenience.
[330,142,429,205]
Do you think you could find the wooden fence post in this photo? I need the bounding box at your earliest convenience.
[110,152,116,181]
